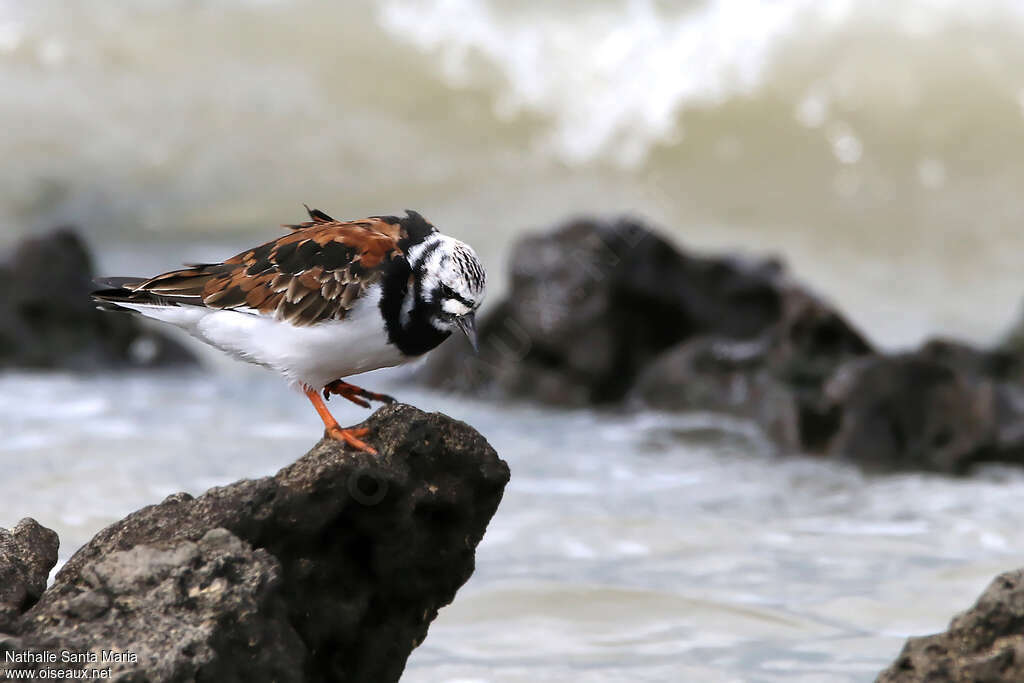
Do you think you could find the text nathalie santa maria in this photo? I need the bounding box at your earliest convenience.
[5,651,137,664]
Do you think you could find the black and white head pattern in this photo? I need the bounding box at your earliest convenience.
[380,231,486,357]
[404,233,485,331]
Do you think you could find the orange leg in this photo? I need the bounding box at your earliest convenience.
[323,380,396,408]
[303,387,377,455]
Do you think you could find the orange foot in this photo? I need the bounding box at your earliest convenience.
[325,426,377,455]
[304,387,379,455]
[323,380,397,408]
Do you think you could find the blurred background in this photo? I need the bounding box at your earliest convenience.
[3,0,1024,346]
[4,1,1024,681]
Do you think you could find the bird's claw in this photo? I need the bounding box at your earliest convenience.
[323,386,371,408]
[323,380,395,408]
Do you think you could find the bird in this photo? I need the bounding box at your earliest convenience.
[92,207,485,454]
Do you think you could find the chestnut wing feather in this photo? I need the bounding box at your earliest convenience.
[133,217,405,326]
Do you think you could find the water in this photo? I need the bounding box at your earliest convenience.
[3,1,1024,347]
[4,1,1024,679]
[2,368,1023,681]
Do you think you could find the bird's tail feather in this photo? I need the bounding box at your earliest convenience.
[92,277,202,311]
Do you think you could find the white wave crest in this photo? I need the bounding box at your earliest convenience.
[380,0,1024,167]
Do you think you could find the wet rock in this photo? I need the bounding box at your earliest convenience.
[629,284,873,452]
[878,568,1024,682]
[919,337,1024,384]
[823,347,1024,473]
[416,214,1024,474]
[629,336,803,450]
[0,227,195,369]
[2,405,509,683]
[0,519,59,631]
[630,330,1024,472]
[420,216,795,404]
[420,215,885,460]
[769,286,876,448]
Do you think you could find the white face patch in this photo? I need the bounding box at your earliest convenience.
[442,299,471,317]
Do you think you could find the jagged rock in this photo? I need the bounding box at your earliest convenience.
[629,336,803,449]
[0,519,59,632]
[768,285,876,448]
[823,347,1024,473]
[629,284,873,452]
[419,216,796,404]
[419,216,873,454]
[416,214,1024,474]
[5,529,303,682]
[629,330,1024,471]
[878,568,1024,682]
[1,405,509,683]
[0,227,195,369]
[824,354,992,473]
[919,337,1024,384]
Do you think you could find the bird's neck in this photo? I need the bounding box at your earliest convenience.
[379,256,451,357]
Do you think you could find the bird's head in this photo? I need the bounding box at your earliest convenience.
[411,234,486,350]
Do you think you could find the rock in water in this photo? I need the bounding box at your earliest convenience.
[823,344,1024,473]
[420,216,797,404]
[878,568,1024,682]
[0,405,510,683]
[0,227,195,369]
[417,214,1024,474]
[629,283,872,452]
[421,215,872,455]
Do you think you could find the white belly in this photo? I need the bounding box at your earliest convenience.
[120,285,406,389]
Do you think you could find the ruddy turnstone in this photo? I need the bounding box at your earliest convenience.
[93,207,485,454]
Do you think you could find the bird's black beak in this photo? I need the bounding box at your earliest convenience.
[456,313,478,354]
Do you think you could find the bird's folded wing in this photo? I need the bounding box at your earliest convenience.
[129,211,409,326]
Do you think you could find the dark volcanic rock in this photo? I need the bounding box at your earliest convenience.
[824,354,994,473]
[4,529,304,682]
[629,336,803,449]
[823,346,1024,473]
[1,405,509,683]
[419,214,883,460]
[0,519,59,631]
[0,227,195,369]
[416,214,1024,474]
[878,569,1024,682]
[420,216,821,405]
[920,337,1024,384]
[630,283,873,452]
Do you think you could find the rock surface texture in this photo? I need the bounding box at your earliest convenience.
[420,216,1024,473]
[0,404,510,683]
[878,568,1024,682]
[823,343,1024,473]
[0,227,195,369]
[0,519,59,633]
